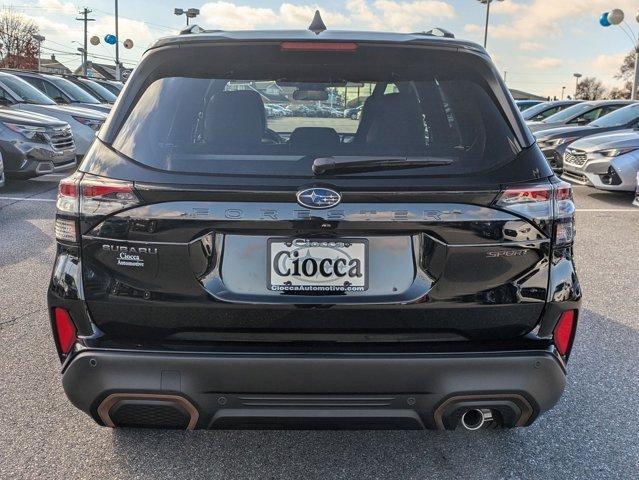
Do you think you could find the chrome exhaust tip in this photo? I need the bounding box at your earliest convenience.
[460,408,493,431]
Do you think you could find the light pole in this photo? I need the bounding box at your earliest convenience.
[174,8,200,26]
[115,0,120,81]
[33,34,45,72]
[476,0,504,48]
[561,86,566,100]
[573,73,582,98]
[600,9,639,100]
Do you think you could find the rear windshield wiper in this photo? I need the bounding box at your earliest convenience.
[312,156,453,175]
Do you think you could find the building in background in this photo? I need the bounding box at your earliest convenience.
[74,61,132,80]
[509,88,547,101]
[40,55,72,75]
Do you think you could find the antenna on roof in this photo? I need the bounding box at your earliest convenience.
[308,10,327,35]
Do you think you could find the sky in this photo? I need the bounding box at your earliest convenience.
[11,0,639,98]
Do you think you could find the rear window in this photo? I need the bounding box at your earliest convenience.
[590,103,639,127]
[543,103,594,123]
[48,76,101,104]
[111,44,520,177]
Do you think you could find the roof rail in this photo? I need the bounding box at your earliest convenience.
[414,28,455,39]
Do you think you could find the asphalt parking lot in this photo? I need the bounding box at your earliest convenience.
[0,175,637,479]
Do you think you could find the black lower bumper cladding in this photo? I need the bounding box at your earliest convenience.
[62,349,566,430]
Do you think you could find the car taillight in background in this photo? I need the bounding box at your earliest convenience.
[54,172,139,243]
[494,181,575,246]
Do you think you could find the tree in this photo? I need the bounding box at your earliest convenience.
[0,8,40,69]
[609,81,633,99]
[575,77,607,100]
[615,50,635,82]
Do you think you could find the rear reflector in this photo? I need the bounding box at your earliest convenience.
[53,308,77,356]
[554,310,577,357]
[280,41,358,52]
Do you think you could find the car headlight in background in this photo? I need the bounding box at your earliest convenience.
[596,147,638,157]
[72,116,103,131]
[3,122,47,141]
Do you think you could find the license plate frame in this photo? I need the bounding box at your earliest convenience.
[267,238,368,293]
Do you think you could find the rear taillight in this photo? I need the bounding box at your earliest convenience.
[553,181,575,246]
[79,175,138,217]
[54,173,139,243]
[554,310,577,357]
[494,181,575,246]
[52,307,77,356]
[55,173,82,242]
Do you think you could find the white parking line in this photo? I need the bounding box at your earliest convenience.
[576,208,638,212]
[0,196,56,202]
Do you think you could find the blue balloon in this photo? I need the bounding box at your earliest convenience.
[104,34,117,45]
[599,12,611,27]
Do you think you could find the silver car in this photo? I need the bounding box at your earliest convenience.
[527,100,633,133]
[0,72,106,158]
[562,130,639,191]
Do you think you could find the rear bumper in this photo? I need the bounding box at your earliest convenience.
[62,348,566,430]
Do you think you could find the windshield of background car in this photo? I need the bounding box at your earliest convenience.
[81,79,117,102]
[0,74,56,105]
[543,102,595,123]
[48,76,101,103]
[590,103,639,127]
[110,44,520,177]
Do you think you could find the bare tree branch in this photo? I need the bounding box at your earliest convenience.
[0,7,40,69]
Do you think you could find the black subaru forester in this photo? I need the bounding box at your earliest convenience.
[48,20,580,431]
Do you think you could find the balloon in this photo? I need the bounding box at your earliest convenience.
[608,8,624,25]
[104,34,117,45]
[123,39,134,49]
[599,12,611,27]
[89,35,100,46]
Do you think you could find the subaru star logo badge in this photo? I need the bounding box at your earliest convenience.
[296,187,341,209]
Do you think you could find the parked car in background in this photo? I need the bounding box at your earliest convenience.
[5,70,111,114]
[92,79,124,96]
[0,72,106,158]
[0,108,75,178]
[343,104,363,119]
[527,100,634,133]
[563,130,639,191]
[522,100,581,122]
[535,103,639,172]
[0,151,4,188]
[63,76,117,104]
[515,99,543,111]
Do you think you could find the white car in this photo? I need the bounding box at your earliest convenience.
[0,72,106,158]
[563,130,639,192]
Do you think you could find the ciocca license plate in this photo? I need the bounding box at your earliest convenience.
[268,238,368,293]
